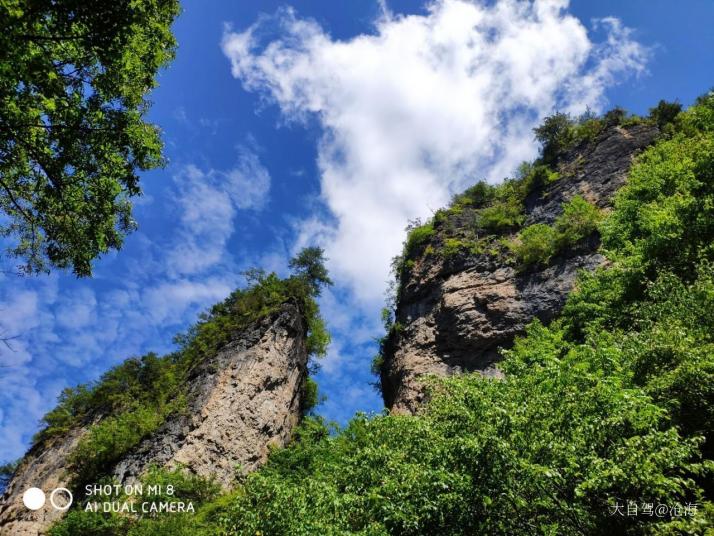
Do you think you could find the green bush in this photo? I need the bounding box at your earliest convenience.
[142,466,221,504]
[649,100,682,130]
[392,220,436,280]
[533,112,576,165]
[404,222,435,260]
[441,238,484,258]
[572,116,605,144]
[518,162,560,194]
[48,510,130,536]
[49,467,221,536]
[508,196,601,266]
[507,223,558,265]
[70,403,182,490]
[450,181,496,209]
[36,352,181,444]
[477,198,525,232]
[302,377,320,414]
[554,195,603,246]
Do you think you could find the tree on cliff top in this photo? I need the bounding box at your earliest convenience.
[0,0,180,276]
[289,246,334,296]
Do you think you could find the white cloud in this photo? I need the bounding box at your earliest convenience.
[55,288,97,330]
[142,278,235,325]
[222,0,649,305]
[166,147,271,276]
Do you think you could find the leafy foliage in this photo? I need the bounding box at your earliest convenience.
[289,246,334,296]
[302,377,320,414]
[648,100,682,130]
[448,181,496,210]
[48,466,220,536]
[36,352,181,443]
[534,108,647,166]
[403,221,435,261]
[554,195,602,245]
[0,0,180,275]
[0,459,18,490]
[508,195,602,266]
[533,112,576,165]
[507,223,558,265]
[48,510,131,536]
[70,403,183,491]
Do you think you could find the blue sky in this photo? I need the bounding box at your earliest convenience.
[1,0,713,464]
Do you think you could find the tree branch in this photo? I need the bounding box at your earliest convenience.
[0,176,34,224]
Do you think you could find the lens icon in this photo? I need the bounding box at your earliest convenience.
[22,488,46,510]
[50,488,73,511]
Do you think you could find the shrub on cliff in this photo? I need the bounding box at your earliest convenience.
[534,112,576,165]
[508,195,602,266]
[555,195,602,243]
[507,223,558,265]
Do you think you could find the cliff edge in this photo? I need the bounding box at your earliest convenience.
[380,122,659,413]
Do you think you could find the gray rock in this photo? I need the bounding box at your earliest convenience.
[0,425,92,536]
[381,123,658,413]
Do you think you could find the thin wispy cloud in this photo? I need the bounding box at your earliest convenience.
[167,147,271,276]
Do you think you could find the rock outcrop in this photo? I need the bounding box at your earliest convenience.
[381,123,659,413]
[112,303,308,488]
[0,425,93,536]
[0,303,308,536]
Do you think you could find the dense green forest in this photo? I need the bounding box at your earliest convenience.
[49,93,714,535]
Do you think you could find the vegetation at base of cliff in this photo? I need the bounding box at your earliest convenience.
[35,247,332,493]
[48,466,221,536]
[71,92,714,536]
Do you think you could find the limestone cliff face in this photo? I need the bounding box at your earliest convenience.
[381,123,659,413]
[0,303,308,536]
[0,425,93,536]
[112,303,308,488]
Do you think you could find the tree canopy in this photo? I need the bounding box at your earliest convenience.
[0,0,180,275]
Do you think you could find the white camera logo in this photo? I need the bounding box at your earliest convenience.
[22,487,73,511]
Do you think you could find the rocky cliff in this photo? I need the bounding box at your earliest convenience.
[381,122,659,413]
[112,304,308,488]
[0,303,309,536]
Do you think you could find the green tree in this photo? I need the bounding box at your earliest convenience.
[288,246,333,296]
[648,99,682,130]
[533,112,575,165]
[0,459,18,488]
[0,0,180,275]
